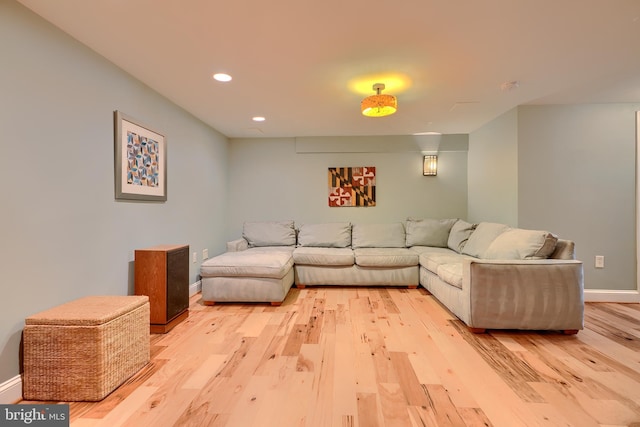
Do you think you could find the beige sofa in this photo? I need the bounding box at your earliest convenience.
[413,220,584,334]
[199,219,584,333]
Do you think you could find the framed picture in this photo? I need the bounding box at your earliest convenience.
[328,166,376,207]
[114,111,167,201]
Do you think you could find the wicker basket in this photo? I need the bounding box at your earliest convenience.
[23,295,150,401]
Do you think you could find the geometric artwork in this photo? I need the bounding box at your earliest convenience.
[328,166,376,207]
[114,111,167,201]
[127,131,160,187]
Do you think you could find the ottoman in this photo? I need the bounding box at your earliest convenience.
[23,295,150,401]
[200,249,294,305]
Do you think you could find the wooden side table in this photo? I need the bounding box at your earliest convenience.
[134,244,189,333]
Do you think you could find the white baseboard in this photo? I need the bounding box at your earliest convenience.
[584,289,640,303]
[0,375,22,404]
[189,280,202,297]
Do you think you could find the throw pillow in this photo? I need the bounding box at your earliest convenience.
[405,218,457,247]
[484,228,558,260]
[447,220,477,253]
[352,223,406,248]
[243,220,296,247]
[461,222,509,258]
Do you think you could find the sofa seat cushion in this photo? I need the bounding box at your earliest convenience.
[200,250,293,279]
[419,252,470,273]
[354,248,418,267]
[410,246,458,256]
[436,263,463,289]
[292,247,354,266]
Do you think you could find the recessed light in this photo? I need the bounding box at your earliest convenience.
[413,131,442,136]
[252,116,266,122]
[500,80,519,91]
[213,73,232,82]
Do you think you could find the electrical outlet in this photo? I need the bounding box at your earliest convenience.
[192,252,197,263]
[595,255,604,269]
[203,248,209,260]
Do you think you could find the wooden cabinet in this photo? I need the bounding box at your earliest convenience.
[134,244,189,333]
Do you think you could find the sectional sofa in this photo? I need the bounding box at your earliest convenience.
[199,219,584,333]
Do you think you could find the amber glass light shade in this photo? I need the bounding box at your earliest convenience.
[361,83,397,117]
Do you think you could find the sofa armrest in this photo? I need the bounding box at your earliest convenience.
[463,259,584,330]
[226,238,249,252]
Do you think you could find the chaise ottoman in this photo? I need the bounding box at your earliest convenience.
[200,248,294,306]
[23,295,150,401]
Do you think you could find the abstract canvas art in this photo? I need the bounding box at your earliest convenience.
[114,111,167,201]
[328,166,376,207]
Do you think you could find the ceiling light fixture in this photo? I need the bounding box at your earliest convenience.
[213,73,232,82]
[361,83,397,117]
[252,116,265,122]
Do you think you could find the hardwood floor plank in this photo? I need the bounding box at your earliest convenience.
[391,291,481,408]
[305,331,336,426]
[356,392,382,427]
[452,324,546,403]
[454,407,493,427]
[181,354,227,390]
[377,382,414,427]
[304,298,326,344]
[423,384,467,427]
[529,381,601,427]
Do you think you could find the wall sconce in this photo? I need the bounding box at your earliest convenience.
[423,155,438,176]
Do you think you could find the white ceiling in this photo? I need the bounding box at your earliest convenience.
[16,0,640,138]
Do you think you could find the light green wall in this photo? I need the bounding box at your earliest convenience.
[470,103,639,291]
[0,0,229,382]
[226,136,468,239]
[518,104,639,291]
[468,108,519,226]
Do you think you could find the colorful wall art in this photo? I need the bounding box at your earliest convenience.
[114,111,167,201]
[328,166,376,207]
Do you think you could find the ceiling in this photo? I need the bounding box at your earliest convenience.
[16,0,640,138]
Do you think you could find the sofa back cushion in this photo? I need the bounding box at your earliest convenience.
[405,218,457,247]
[352,223,406,248]
[297,222,352,248]
[484,228,558,260]
[447,220,477,253]
[461,222,509,258]
[243,220,297,247]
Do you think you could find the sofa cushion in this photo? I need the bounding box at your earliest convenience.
[405,218,457,247]
[419,253,469,273]
[447,220,477,253]
[200,250,293,279]
[461,222,509,258]
[410,246,457,256]
[484,228,558,260]
[243,221,296,247]
[436,263,463,289]
[352,223,406,248]
[354,248,418,267]
[292,247,354,266]
[297,222,351,248]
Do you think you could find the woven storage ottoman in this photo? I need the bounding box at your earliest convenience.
[23,295,150,401]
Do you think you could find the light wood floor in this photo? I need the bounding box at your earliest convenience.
[40,288,640,426]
